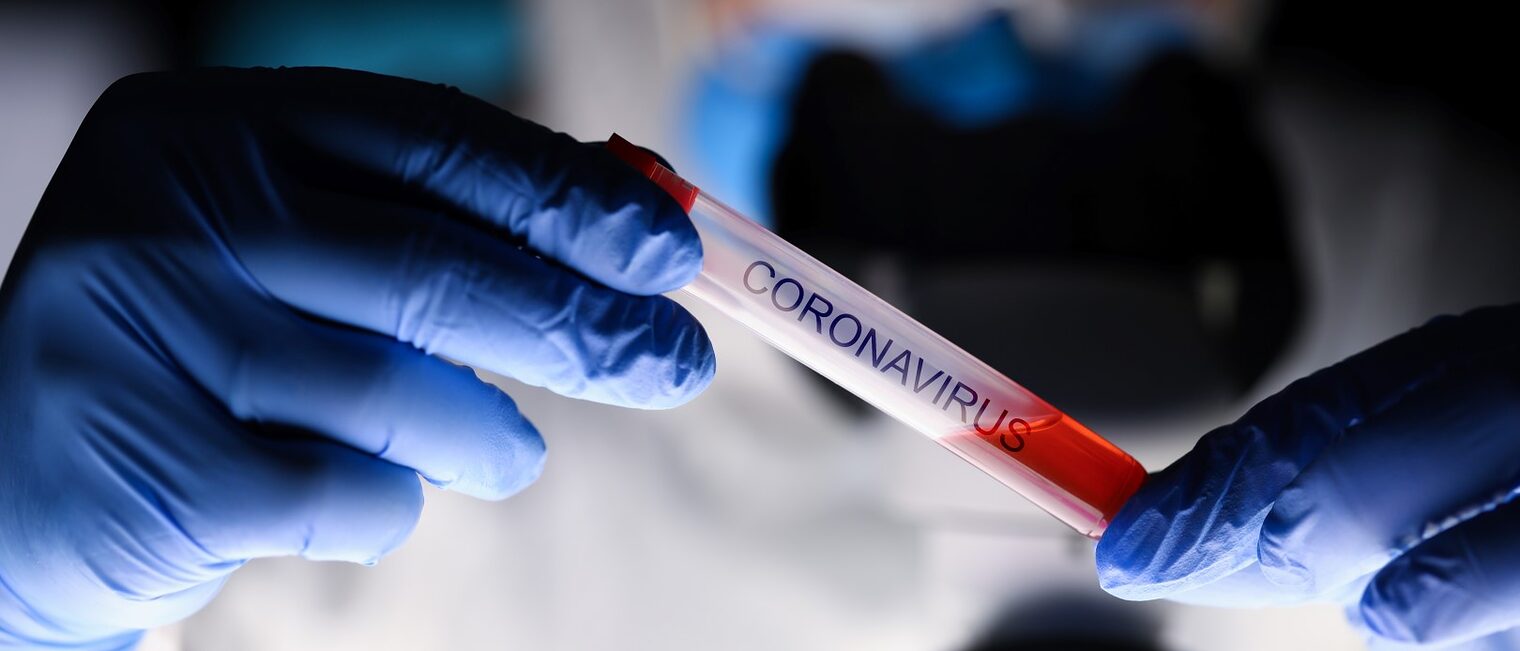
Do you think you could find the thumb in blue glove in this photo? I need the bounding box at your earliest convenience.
[0,67,714,648]
[1097,304,1520,648]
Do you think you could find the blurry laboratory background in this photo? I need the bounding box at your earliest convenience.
[3,0,1520,649]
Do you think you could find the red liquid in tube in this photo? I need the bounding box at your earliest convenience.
[940,415,1146,533]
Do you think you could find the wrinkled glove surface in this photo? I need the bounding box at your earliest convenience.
[0,67,713,649]
[1098,305,1520,650]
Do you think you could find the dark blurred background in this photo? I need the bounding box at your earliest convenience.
[3,1,1518,649]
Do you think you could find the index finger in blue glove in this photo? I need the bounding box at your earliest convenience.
[1097,305,1520,600]
[238,193,714,409]
[236,67,704,296]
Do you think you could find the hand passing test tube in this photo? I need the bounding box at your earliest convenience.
[608,135,1146,537]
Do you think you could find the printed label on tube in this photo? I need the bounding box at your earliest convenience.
[741,258,1030,452]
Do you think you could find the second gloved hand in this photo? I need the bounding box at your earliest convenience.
[0,68,714,649]
[1096,305,1520,649]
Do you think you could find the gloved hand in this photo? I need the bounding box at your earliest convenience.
[1097,305,1520,649]
[0,67,714,649]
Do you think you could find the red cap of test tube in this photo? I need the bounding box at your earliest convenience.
[606,134,700,213]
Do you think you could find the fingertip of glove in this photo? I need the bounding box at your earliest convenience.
[627,297,717,409]
[1095,507,1172,600]
[1256,485,1320,592]
[1096,540,1186,602]
[1256,537,1314,592]
[467,410,549,501]
[1359,579,1422,644]
[569,146,704,296]
[1095,562,1151,601]
[627,192,705,295]
[629,327,717,411]
[549,285,715,410]
[1357,556,1466,646]
[668,342,718,408]
[1095,486,1256,602]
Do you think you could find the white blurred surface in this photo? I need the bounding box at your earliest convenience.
[0,4,151,284]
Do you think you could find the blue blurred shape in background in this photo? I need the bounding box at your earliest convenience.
[884,12,1039,128]
[682,26,820,228]
[204,0,523,99]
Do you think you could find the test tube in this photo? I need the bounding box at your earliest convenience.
[607,135,1146,538]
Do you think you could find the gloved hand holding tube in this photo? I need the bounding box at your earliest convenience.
[1098,304,1520,649]
[0,67,714,649]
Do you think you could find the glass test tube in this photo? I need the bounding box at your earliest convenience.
[607,135,1146,537]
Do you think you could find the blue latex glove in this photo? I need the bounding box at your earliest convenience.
[1097,305,1520,649]
[0,67,714,649]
